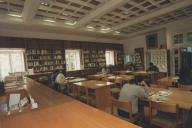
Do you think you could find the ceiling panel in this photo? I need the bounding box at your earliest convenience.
[0,0,25,15]
[85,0,182,29]
[119,5,192,34]
[35,0,110,24]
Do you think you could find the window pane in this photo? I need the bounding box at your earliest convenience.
[105,50,115,66]
[0,50,25,80]
[10,53,25,72]
[65,50,81,71]
[0,53,11,80]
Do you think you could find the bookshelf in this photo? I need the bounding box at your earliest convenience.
[83,49,106,69]
[134,48,145,71]
[26,49,66,73]
[116,50,124,65]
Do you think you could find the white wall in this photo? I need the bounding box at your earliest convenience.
[122,17,192,75]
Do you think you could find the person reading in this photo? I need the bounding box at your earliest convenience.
[118,77,150,118]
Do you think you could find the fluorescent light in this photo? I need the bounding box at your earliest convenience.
[8,13,22,18]
[100,27,111,31]
[65,21,77,26]
[43,19,56,23]
[41,2,48,6]
[114,31,120,34]
[86,25,94,29]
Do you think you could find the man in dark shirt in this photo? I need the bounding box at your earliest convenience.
[147,62,159,72]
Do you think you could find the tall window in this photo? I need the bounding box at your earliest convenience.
[65,49,81,71]
[0,49,25,80]
[105,50,115,66]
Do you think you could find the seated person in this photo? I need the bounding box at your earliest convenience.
[147,62,159,72]
[55,70,67,91]
[128,62,136,71]
[118,77,150,118]
[179,65,192,85]
[101,67,106,74]
[51,69,60,88]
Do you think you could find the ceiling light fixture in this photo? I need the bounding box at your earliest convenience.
[114,31,120,34]
[65,21,77,26]
[86,25,95,31]
[8,13,22,18]
[100,27,111,32]
[122,11,129,15]
[43,19,56,23]
[41,2,48,6]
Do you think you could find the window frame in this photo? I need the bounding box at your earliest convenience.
[105,50,115,66]
[65,49,81,71]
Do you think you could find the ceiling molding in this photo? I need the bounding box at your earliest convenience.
[74,0,127,28]
[22,0,41,22]
[112,0,192,31]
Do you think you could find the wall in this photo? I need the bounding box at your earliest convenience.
[122,17,192,75]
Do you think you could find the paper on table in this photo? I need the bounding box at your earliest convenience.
[9,94,20,107]
[96,84,104,86]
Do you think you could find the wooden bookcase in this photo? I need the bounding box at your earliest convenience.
[26,49,66,73]
[134,48,145,71]
[116,50,124,65]
[83,49,106,69]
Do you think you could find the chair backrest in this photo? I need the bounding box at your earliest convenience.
[184,107,192,128]
[150,101,178,114]
[111,99,133,121]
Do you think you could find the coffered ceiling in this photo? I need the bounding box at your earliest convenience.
[0,0,192,38]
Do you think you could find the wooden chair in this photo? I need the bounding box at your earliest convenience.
[178,85,192,92]
[149,101,181,128]
[111,99,139,123]
[184,107,192,128]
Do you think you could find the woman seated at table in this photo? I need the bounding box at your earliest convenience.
[51,69,66,91]
[179,64,192,85]
[118,76,150,118]
[146,62,159,72]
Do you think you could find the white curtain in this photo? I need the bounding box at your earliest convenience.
[0,49,25,80]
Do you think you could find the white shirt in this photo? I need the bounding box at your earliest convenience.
[119,83,149,114]
[55,73,66,85]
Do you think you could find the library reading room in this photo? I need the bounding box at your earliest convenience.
[0,0,192,128]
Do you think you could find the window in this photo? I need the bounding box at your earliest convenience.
[65,49,81,71]
[0,49,25,80]
[105,50,115,66]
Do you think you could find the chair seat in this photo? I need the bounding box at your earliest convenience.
[152,112,177,128]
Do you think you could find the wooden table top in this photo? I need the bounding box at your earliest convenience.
[66,77,88,84]
[148,87,192,110]
[73,80,115,89]
[0,78,140,128]
[157,76,179,83]
[114,70,133,75]
[107,75,134,82]
[87,73,113,80]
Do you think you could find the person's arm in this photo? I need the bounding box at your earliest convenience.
[137,82,149,98]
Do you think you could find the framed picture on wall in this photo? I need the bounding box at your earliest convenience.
[187,32,192,42]
[173,34,183,44]
[146,33,158,49]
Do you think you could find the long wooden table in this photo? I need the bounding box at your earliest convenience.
[72,80,115,110]
[87,73,113,80]
[157,76,179,87]
[106,75,134,84]
[149,87,192,110]
[0,78,140,128]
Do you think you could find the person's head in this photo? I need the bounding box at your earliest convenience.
[53,69,60,74]
[133,76,150,87]
[149,62,154,67]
